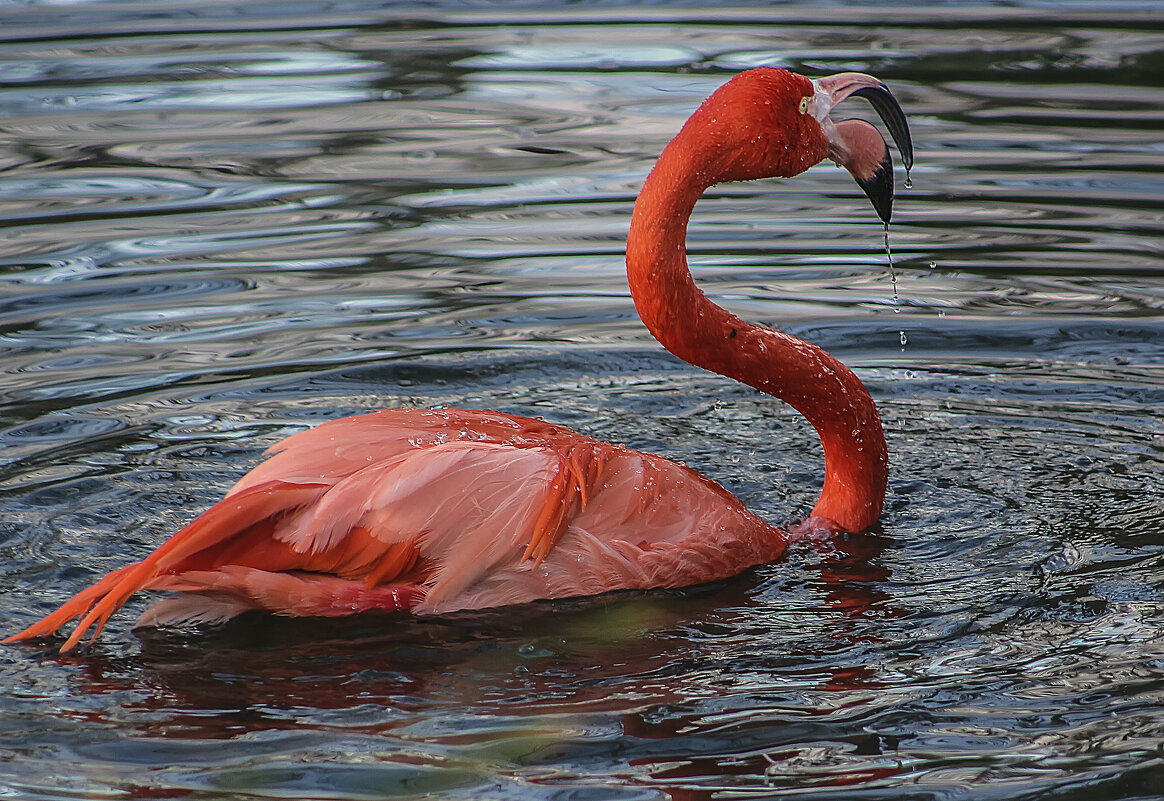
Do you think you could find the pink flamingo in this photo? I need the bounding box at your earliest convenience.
[5,68,912,652]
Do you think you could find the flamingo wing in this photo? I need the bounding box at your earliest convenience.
[6,408,787,651]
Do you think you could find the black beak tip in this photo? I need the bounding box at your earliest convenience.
[856,150,895,224]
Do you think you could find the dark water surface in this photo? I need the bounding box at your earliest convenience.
[2,2,1162,799]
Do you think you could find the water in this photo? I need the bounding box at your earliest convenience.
[1,1,1162,799]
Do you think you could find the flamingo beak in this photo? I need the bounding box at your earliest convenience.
[809,72,914,223]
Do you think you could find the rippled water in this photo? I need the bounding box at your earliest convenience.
[1,2,1162,799]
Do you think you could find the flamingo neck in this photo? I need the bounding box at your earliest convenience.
[625,124,887,533]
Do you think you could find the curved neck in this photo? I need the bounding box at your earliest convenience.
[625,130,887,533]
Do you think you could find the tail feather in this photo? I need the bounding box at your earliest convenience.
[4,480,327,652]
[1,564,140,648]
[60,561,160,651]
[4,563,427,652]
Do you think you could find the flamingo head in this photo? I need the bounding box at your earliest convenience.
[676,68,913,223]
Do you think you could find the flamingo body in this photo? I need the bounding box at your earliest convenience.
[6,67,913,651]
[10,408,786,651]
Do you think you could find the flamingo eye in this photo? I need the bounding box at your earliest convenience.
[799,96,811,114]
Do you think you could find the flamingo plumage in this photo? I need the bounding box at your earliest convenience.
[5,67,913,652]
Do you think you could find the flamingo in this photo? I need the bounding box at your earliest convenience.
[5,67,913,653]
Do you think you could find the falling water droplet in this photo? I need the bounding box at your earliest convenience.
[899,330,908,347]
[904,175,913,190]
[884,223,899,310]
[928,261,937,270]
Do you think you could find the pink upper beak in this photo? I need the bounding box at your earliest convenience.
[810,72,914,223]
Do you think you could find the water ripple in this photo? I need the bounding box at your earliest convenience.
[0,3,1161,801]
